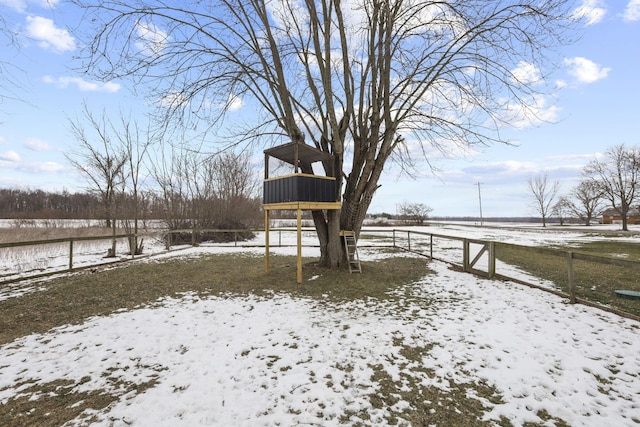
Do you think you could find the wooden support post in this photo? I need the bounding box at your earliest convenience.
[265,209,270,273]
[429,234,433,259]
[488,241,495,278]
[567,251,576,304]
[69,239,73,270]
[296,207,302,283]
[463,239,469,272]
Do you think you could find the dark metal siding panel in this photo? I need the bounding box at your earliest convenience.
[263,175,338,204]
[263,181,272,204]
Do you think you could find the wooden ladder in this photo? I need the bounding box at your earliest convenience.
[341,231,362,273]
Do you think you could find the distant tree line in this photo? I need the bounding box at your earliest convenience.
[0,189,104,219]
[0,187,202,223]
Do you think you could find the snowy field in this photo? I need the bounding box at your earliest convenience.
[0,224,639,426]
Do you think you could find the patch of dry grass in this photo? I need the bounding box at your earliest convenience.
[495,242,640,317]
[0,377,159,427]
[0,224,114,244]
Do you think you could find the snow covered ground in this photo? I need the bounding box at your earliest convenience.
[1,224,639,426]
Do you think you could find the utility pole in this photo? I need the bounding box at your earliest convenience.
[477,182,484,226]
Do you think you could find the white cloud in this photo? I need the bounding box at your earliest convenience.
[564,57,611,83]
[623,0,640,22]
[24,161,65,173]
[0,150,21,162]
[572,0,607,26]
[158,91,189,108]
[24,138,49,151]
[511,62,542,85]
[462,160,539,177]
[498,94,560,130]
[135,20,168,56]
[1,0,60,12]
[226,94,244,112]
[0,136,7,145]
[25,15,75,53]
[546,153,599,162]
[43,76,121,93]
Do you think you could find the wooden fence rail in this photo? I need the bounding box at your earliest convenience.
[387,229,640,322]
[0,234,134,284]
[2,227,639,321]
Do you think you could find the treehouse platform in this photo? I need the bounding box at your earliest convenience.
[263,141,341,283]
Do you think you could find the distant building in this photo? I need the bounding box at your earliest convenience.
[602,207,640,224]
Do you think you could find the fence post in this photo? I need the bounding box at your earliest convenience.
[567,251,576,304]
[429,234,433,259]
[488,241,495,278]
[463,239,469,272]
[407,231,411,251]
[69,239,74,270]
[392,230,396,248]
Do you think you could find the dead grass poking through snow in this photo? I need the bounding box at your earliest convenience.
[0,225,114,244]
[0,253,427,345]
[0,251,520,426]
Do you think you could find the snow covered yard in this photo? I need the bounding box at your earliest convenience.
[1,226,639,426]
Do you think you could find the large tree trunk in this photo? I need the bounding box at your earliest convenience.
[327,211,342,265]
[305,166,343,268]
[309,134,384,269]
[309,212,343,268]
[312,189,377,269]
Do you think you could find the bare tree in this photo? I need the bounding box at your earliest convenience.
[150,145,190,247]
[152,146,211,245]
[570,180,604,226]
[74,0,578,267]
[114,114,153,254]
[397,201,433,225]
[528,172,560,227]
[552,196,572,226]
[584,144,640,231]
[67,104,128,256]
[210,151,262,229]
[151,144,261,246]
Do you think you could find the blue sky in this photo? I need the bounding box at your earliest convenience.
[1,0,639,218]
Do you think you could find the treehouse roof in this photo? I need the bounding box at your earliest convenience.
[264,141,335,179]
[264,142,332,166]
